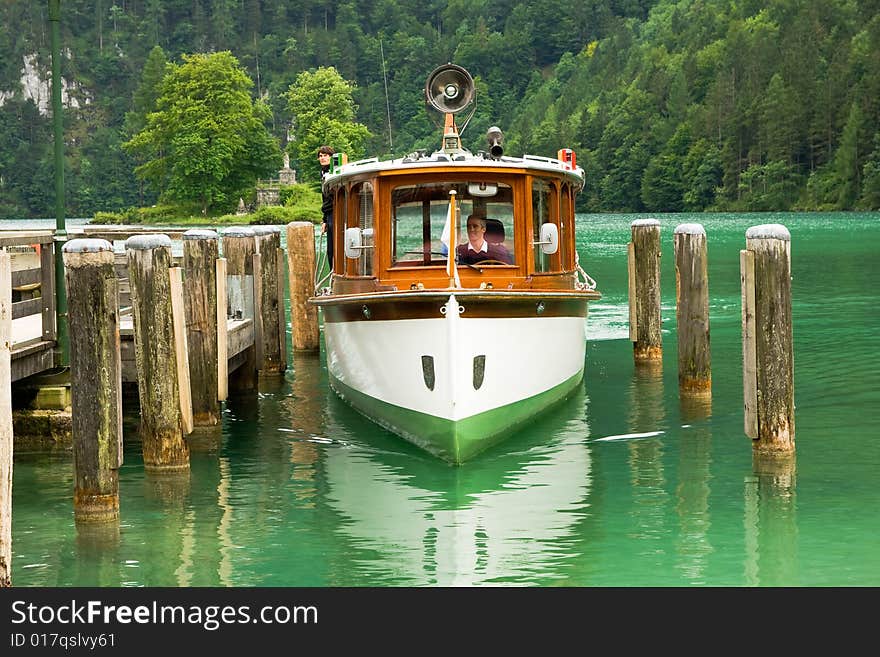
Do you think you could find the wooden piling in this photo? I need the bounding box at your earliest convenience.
[182,229,221,426]
[253,226,286,374]
[126,235,190,471]
[221,227,259,390]
[629,218,662,363]
[741,249,757,439]
[286,221,320,351]
[216,258,228,402]
[0,251,12,585]
[62,239,122,522]
[674,223,711,395]
[169,266,193,435]
[742,224,795,454]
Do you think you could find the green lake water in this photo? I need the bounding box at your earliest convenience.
[7,211,879,586]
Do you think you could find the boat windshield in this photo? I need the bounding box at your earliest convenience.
[391,181,515,267]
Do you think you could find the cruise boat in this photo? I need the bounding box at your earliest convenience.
[310,64,601,464]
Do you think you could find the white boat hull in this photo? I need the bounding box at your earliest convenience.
[322,293,589,462]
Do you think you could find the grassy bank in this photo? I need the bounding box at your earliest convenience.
[92,183,323,227]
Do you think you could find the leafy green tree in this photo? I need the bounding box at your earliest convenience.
[738,160,801,211]
[287,66,371,181]
[124,51,281,214]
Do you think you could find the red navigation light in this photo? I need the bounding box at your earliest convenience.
[557,148,576,170]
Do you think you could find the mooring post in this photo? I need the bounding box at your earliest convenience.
[741,224,795,454]
[216,257,228,402]
[253,226,286,374]
[0,251,12,585]
[286,221,320,352]
[221,227,259,390]
[629,218,662,363]
[126,235,190,471]
[62,239,122,522]
[674,223,711,396]
[182,229,221,426]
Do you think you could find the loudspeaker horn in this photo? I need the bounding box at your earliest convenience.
[425,64,475,114]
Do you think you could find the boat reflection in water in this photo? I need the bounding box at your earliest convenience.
[320,382,594,586]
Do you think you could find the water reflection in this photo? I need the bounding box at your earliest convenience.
[625,362,669,556]
[322,387,594,585]
[679,393,712,424]
[283,353,325,508]
[186,426,223,453]
[71,523,121,586]
[744,455,797,586]
[140,471,191,586]
[674,424,712,583]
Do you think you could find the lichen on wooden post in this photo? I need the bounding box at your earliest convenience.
[182,229,220,426]
[743,224,795,455]
[286,222,319,352]
[63,238,122,522]
[253,226,286,374]
[674,223,711,396]
[629,218,662,363]
[126,234,190,471]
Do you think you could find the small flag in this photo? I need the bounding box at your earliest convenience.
[439,201,452,255]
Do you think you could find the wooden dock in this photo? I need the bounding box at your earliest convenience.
[4,231,56,382]
[5,226,272,386]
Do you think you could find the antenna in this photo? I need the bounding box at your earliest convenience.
[380,40,393,155]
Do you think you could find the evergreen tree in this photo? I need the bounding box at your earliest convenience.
[857,130,880,209]
[834,101,866,208]
[682,138,722,211]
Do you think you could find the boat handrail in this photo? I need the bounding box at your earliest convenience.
[523,154,565,167]
[340,157,380,171]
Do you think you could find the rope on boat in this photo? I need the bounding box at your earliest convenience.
[574,251,598,291]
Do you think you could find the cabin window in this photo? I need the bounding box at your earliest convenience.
[531,178,559,273]
[560,183,573,270]
[354,182,374,276]
[390,181,515,267]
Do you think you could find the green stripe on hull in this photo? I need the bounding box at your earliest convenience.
[330,370,584,464]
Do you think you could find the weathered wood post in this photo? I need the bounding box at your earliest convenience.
[126,235,190,471]
[62,239,122,522]
[674,223,711,396]
[628,218,662,364]
[286,221,320,351]
[182,229,221,426]
[0,251,12,585]
[253,226,287,374]
[741,224,795,455]
[221,227,259,389]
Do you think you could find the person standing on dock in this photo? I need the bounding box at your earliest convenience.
[318,145,336,270]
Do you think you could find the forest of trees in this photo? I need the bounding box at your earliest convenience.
[0,0,878,218]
